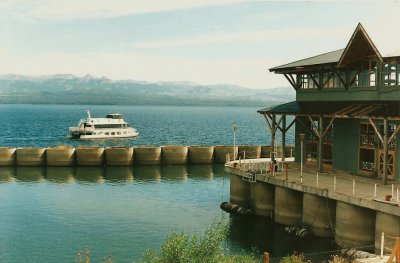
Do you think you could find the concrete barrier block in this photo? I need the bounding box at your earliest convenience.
[16,147,46,166]
[162,145,188,165]
[188,146,214,164]
[214,146,237,163]
[238,145,261,159]
[46,145,75,166]
[76,147,105,166]
[134,146,161,165]
[0,147,16,166]
[105,147,134,166]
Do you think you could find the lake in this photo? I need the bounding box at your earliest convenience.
[0,105,336,262]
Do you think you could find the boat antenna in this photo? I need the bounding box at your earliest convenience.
[86,110,91,119]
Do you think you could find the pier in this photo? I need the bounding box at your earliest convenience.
[226,160,400,254]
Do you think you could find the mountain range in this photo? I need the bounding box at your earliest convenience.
[0,74,294,106]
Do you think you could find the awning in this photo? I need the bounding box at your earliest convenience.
[258,101,400,120]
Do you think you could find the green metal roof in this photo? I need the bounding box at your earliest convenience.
[258,101,400,119]
[270,49,345,71]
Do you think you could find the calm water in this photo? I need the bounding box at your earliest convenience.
[0,104,294,147]
[0,165,336,263]
[0,105,335,262]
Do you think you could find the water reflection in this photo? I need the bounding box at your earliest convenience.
[188,164,213,179]
[15,167,45,183]
[133,166,161,181]
[46,167,74,184]
[161,165,188,181]
[0,165,225,184]
[75,167,105,184]
[0,167,16,183]
[105,167,134,183]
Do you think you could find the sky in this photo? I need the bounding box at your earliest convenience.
[0,0,399,89]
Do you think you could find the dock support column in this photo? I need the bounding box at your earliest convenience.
[274,186,303,226]
[335,201,375,248]
[250,182,275,218]
[302,193,336,237]
[318,116,324,173]
[375,212,400,253]
[230,174,250,207]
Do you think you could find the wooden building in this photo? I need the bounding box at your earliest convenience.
[258,23,400,184]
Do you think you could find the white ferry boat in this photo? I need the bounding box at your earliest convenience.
[69,111,138,139]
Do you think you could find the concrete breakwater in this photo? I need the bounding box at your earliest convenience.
[0,145,293,167]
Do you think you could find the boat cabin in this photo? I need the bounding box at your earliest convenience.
[258,23,400,183]
[106,114,123,119]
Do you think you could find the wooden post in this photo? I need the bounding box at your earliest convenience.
[383,118,388,185]
[271,114,276,163]
[281,115,286,162]
[387,237,400,263]
[264,252,270,263]
[318,116,324,173]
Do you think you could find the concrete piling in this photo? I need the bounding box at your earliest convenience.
[230,174,250,207]
[274,186,303,226]
[302,193,336,237]
[250,182,275,217]
[375,211,400,253]
[335,201,375,248]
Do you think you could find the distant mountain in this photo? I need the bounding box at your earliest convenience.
[0,74,294,106]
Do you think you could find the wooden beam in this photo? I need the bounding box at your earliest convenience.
[368,117,384,144]
[336,71,348,89]
[321,117,335,139]
[284,74,298,90]
[388,124,400,144]
[308,116,320,138]
[308,74,321,89]
[263,114,272,130]
[322,72,334,88]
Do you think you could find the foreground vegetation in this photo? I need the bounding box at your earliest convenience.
[77,219,350,263]
[137,220,257,263]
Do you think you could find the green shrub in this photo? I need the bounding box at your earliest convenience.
[137,220,258,263]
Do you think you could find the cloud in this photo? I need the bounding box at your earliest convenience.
[130,27,349,49]
[1,0,247,21]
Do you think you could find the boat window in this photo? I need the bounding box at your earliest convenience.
[111,132,115,135]
[124,131,127,134]
[105,132,109,135]
[117,132,121,135]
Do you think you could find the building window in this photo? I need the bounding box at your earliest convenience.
[383,63,400,86]
[359,123,375,174]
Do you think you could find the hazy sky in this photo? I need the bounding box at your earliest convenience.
[0,0,399,89]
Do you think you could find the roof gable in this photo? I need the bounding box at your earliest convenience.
[337,23,383,66]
